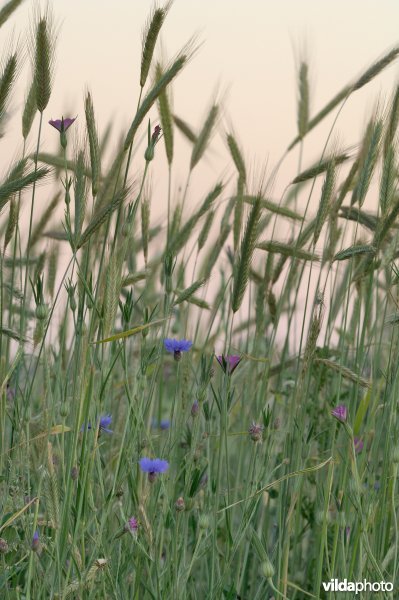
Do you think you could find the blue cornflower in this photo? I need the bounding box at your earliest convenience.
[164,338,192,361]
[81,414,113,434]
[99,414,113,433]
[139,457,169,482]
[151,418,171,431]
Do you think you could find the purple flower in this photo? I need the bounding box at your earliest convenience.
[49,116,77,132]
[81,414,113,434]
[331,405,348,423]
[164,338,192,361]
[354,437,364,454]
[191,400,199,417]
[151,124,162,143]
[126,517,138,535]
[139,457,169,482]
[31,530,41,553]
[216,355,241,375]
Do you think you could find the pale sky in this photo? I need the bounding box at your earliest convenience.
[3,0,399,218]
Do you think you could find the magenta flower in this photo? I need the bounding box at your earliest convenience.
[126,517,138,535]
[354,437,364,454]
[151,124,162,143]
[331,405,347,423]
[216,354,241,374]
[49,116,77,132]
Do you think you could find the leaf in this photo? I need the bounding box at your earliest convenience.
[0,497,37,533]
[92,317,168,344]
[353,389,372,436]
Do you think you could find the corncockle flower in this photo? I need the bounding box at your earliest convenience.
[145,124,162,162]
[354,437,364,454]
[81,414,113,434]
[48,116,76,132]
[31,530,41,553]
[216,354,241,374]
[164,338,192,361]
[191,400,199,417]
[125,517,138,536]
[139,457,169,483]
[152,124,162,143]
[249,422,264,442]
[331,405,347,423]
[49,116,77,149]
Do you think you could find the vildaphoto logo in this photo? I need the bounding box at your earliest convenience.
[322,579,393,594]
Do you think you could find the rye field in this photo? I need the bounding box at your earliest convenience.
[1,1,399,598]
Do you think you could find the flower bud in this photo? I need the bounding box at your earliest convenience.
[260,557,275,579]
[198,514,210,530]
[35,304,48,321]
[144,144,155,162]
[391,445,399,464]
[337,511,346,528]
[86,294,94,310]
[121,221,131,238]
[175,497,185,512]
[60,402,69,418]
[248,422,264,443]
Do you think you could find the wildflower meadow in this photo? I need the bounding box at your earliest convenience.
[1,0,399,598]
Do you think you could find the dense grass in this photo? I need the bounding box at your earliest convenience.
[1,2,399,598]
